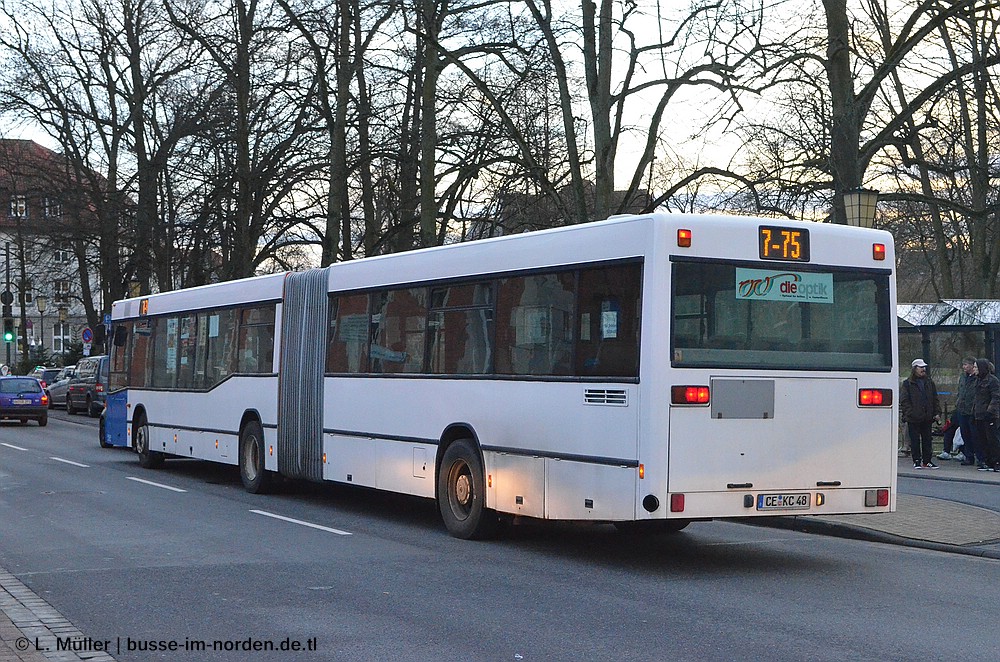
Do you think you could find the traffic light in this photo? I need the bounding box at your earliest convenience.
[2,318,13,343]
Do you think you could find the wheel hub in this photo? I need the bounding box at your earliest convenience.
[455,474,471,506]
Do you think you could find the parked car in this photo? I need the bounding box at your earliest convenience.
[28,366,61,391]
[67,355,108,418]
[0,376,48,425]
[45,365,76,409]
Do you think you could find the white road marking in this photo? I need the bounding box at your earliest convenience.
[249,509,352,536]
[49,457,90,468]
[126,476,187,493]
[1,442,28,450]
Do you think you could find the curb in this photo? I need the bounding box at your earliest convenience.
[747,516,1000,560]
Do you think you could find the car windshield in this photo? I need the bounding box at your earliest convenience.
[1,378,42,393]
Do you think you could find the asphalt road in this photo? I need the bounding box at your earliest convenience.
[2,412,999,661]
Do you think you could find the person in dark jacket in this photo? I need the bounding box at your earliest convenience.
[971,358,1000,471]
[900,358,941,468]
[955,357,980,465]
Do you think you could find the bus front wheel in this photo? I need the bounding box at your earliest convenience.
[437,439,498,540]
[135,415,164,469]
[239,420,270,494]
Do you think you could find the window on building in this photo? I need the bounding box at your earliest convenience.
[52,322,71,355]
[54,280,70,303]
[43,198,62,218]
[9,195,27,218]
[55,242,72,264]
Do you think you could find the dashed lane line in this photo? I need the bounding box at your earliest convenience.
[250,509,352,536]
[126,476,188,493]
[0,442,28,450]
[49,456,91,468]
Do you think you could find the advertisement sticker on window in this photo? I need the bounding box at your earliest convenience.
[735,268,834,304]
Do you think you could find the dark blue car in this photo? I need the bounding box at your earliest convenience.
[0,376,49,426]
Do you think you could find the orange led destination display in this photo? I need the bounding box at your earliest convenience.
[758,226,810,262]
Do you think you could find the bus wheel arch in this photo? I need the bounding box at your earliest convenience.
[239,412,270,494]
[436,426,498,540]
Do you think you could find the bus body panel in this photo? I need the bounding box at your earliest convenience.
[128,376,279,466]
[103,389,129,447]
[321,377,640,518]
[667,377,894,493]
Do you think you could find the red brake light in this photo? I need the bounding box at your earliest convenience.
[670,493,685,512]
[96,383,104,393]
[671,385,710,404]
[41,394,49,405]
[859,388,892,406]
[677,229,692,248]
[873,243,886,260]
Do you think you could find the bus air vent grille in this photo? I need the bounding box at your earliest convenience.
[584,389,628,406]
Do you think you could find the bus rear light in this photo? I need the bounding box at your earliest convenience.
[96,383,104,393]
[677,229,692,247]
[873,243,886,260]
[815,493,825,507]
[671,385,710,404]
[865,489,889,507]
[670,493,685,512]
[858,388,892,406]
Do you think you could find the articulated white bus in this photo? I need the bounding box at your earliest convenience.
[105,213,898,538]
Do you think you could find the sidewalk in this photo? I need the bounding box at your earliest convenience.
[1,569,115,662]
[762,455,1000,558]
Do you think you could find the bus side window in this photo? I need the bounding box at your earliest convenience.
[575,263,642,378]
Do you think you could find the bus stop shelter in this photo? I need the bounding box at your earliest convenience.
[898,300,1000,412]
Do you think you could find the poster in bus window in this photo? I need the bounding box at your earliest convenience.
[166,318,178,374]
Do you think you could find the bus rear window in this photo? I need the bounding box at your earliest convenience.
[671,260,892,371]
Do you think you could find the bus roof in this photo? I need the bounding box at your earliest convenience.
[111,212,893,319]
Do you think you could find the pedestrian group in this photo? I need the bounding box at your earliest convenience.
[900,356,1000,471]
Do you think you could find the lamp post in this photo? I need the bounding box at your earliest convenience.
[843,188,879,228]
[36,294,47,351]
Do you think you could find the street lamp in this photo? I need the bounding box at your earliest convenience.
[843,188,879,228]
[36,294,47,350]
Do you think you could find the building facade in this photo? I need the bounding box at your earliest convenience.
[0,139,104,368]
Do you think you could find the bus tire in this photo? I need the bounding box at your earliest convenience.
[135,414,164,469]
[437,438,498,540]
[239,420,270,494]
[98,413,110,448]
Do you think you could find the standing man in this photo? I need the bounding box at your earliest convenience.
[955,357,979,465]
[900,358,941,469]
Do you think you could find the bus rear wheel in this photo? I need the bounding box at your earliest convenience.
[239,420,270,494]
[437,439,498,540]
[135,415,164,469]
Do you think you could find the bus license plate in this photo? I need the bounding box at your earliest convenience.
[756,493,810,511]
